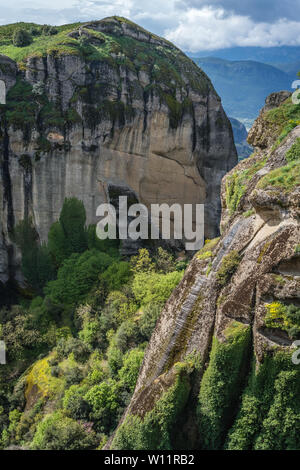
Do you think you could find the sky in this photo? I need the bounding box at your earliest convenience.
[1,0,300,52]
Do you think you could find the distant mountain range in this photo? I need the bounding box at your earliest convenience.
[192,56,295,126]
[275,61,300,78]
[229,117,253,161]
[189,46,300,65]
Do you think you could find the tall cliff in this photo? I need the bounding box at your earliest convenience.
[108,91,300,450]
[0,17,237,284]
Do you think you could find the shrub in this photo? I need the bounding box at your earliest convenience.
[118,348,144,392]
[114,320,140,353]
[107,341,123,376]
[101,261,132,291]
[84,380,120,433]
[48,198,88,265]
[196,238,220,259]
[65,366,85,386]
[265,301,300,339]
[0,306,46,361]
[87,224,119,257]
[13,218,55,291]
[28,27,41,36]
[197,250,212,260]
[13,217,38,253]
[56,337,91,362]
[79,320,100,347]
[63,384,90,420]
[59,197,87,255]
[103,290,137,325]
[41,25,58,36]
[155,247,176,273]
[7,409,22,443]
[227,352,300,450]
[197,322,251,449]
[130,248,155,274]
[216,250,241,287]
[112,361,193,450]
[243,209,255,218]
[12,29,32,47]
[44,249,112,307]
[31,411,97,450]
[132,271,183,306]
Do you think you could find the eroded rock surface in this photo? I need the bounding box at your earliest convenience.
[108,92,300,450]
[0,17,237,283]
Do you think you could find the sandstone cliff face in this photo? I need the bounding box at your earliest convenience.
[0,17,237,283]
[108,92,300,450]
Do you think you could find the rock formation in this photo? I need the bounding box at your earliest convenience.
[229,117,253,160]
[0,17,237,284]
[108,91,300,450]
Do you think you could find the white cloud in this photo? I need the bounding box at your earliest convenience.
[165,6,300,51]
[1,1,300,51]
[72,0,134,20]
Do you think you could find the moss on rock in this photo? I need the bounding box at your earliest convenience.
[112,359,195,450]
[197,322,251,449]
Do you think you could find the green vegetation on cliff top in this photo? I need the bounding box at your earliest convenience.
[257,136,300,192]
[225,97,300,213]
[265,98,300,147]
[0,23,81,62]
[0,17,210,94]
[0,17,212,133]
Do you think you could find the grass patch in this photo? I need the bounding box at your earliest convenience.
[285,137,300,162]
[197,251,212,261]
[0,24,82,62]
[265,99,300,148]
[257,160,300,192]
[243,209,255,218]
[225,157,267,214]
[197,238,220,261]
